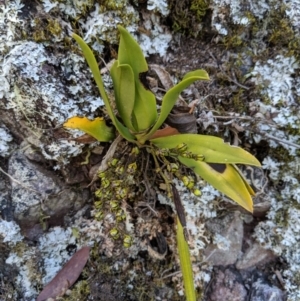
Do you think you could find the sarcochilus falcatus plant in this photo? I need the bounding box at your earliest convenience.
[64,25,260,301]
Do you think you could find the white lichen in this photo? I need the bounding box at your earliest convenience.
[41,140,83,164]
[159,178,218,259]
[80,3,139,53]
[0,219,23,245]
[147,0,169,16]
[0,126,13,157]
[138,14,172,57]
[1,39,105,163]
[38,226,77,284]
[284,0,300,30]
[0,1,25,55]
[254,154,300,300]
[210,0,276,35]
[250,55,299,106]
[261,156,282,181]
[41,0,58,13]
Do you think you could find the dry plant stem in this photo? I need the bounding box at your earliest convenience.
[160,249,217,280]
[0,167,40,194]
[172,184,187,230]
[89,134,123,186]
[262,133,300,149]
[213,114,300,149]
[142,153,157,201]
[149,148,172,197]
[208,51,250,90]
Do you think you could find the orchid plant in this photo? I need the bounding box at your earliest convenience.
[64,25,260,301]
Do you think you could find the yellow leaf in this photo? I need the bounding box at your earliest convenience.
[179,158,254,212]
[63,116,115,142]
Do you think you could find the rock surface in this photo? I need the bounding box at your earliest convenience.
[0,0,300,300]
[8,148,88,239]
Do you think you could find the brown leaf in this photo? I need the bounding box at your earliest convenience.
[149,64,187,107]
[172,185,186,229]
[72,133,97,144]
[166,106,197,134]
[149,126,179,140]
[37,246,90,301]
[149,64,174,91]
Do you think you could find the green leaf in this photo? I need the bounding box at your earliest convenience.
[179,158,254,212]
[72,33,136,142]
[117,25,148,76]
[142,70,209,143]
[150,134,261,166]
[63,117,115,142]
[176,217,196,301]
[117,25,157,133]
[131,84,158,133]
[110,61,136,131]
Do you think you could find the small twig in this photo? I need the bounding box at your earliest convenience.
[88,135,123,186]
[100,58,115,74]
[160,249,217,280]
[99,134,123,170]
[150,148,172,197]
[230,69,250,90]
[246,127,300,149]
[142,153,157,201]
[264,133,300,149]
[208,51,250,90]
[172,185,188,241]
[136,201,158,217]
[207,113,300,148]
[0,167,40,194]
[213,115,254,121]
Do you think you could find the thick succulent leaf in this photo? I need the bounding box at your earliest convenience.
[63,117,115,142]
[142,70,209,143]
[179,157,254,212]
[176,217,196,301]
[72,33,136,142]
[150,134,261,166]
[110,61,136,131]
[232,164,255,196]
[117,25,157,133]
[132,85,158,132]
[117,25,148,75]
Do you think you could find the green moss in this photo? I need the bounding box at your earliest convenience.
[253,5,300,60]
[74,0,95,14]
[285,120,300,136]
[190,0,210,20]
[232,89,247,113]
[46,19,62,36]
[62,280,90,301]
[169,0,210,36]
[269,19,294,45]
[269,146,293,164]
[274,207,289,228]
[33,17,62,42]
[97,0,127,10]
[223,28,245,49]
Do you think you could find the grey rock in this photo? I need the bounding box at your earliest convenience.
[8,149,88,239]
[0,171,14,221]
[205,267,247,301]
[250,279,286,301]
[204,211,243,266]
[236,242,276,270]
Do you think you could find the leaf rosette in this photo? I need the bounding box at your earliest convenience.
[63,25,262,301]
